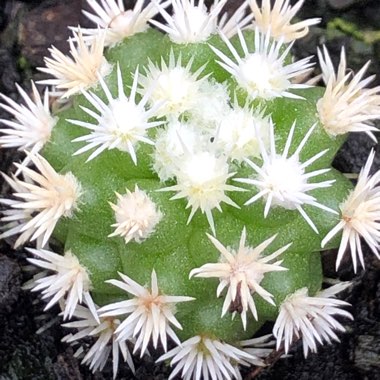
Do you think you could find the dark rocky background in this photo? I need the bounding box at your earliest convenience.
[0,0,379,379]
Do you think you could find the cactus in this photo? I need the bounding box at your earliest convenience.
[1,1,379,379]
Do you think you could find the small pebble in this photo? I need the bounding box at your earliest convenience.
[327,0,360,10]
[354,335,380,372]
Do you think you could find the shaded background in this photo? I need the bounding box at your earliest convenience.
[0,1,379,379]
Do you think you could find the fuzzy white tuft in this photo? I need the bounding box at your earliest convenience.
[211,28,314,100]
[38,29,112,98]
[62,304,135,379]
[188,79,231,131]
[153,119,201,181]
[273,282,353,357]
[190,227,290,329]
[150,0,227,44]
[109,185,162,243]
[215,100,271,163]
[248,0,320,42]
[27,248,97,321]
[99,270,194,357]
[321,149,380,272]
[69,65,162,163]
[317,46,380,141]
[159,150,242,235]
[0,82,57,161]
[139,51,206,119]
[157,334,266,380]
[0,153,81,248]
[235,121,337,233]
[77,0,167,47]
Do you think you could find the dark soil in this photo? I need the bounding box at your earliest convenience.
[0,1,379,379]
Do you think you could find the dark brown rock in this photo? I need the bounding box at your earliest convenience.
[327,0,363,10]
[0,254,21,313]
[18,0,83,67]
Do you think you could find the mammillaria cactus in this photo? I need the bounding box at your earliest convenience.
[1,1,379,379]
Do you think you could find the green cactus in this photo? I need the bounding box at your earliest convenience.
[1,1,379,379]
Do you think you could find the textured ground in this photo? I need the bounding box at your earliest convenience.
[0,1,379,379]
